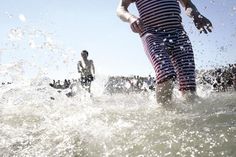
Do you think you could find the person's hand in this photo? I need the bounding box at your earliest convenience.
[130,18,144,34]
[193,13,213,34]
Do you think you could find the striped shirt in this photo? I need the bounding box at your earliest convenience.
[135,0,183,31]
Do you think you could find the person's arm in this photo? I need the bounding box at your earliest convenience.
[77,61,82,73]
[116,0,137,23]
[116,0,144,33]
[91,60,95,76]
[178,0,213,34]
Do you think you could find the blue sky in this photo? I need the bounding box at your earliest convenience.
[0,0,236,79]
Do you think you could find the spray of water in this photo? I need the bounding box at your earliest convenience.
[0,63,236,156]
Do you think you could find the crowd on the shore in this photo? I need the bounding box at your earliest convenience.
[1,64,235,95]
[198,64,236,92]
[49,79,75,89]
[48,64,235,94]
[47,64,236,94]
[48,75,156,94]
[104,75,155,94]
[2,64,235,94]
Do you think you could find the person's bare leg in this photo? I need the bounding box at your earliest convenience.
[155,79,174,106]
[88,83,91,93]
[181,89,198,103]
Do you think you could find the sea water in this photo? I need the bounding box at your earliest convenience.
[0,72,235,157]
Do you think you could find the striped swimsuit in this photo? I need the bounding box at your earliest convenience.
[136,0,196,91]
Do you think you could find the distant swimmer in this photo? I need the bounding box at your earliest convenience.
[117,0,213,105]
[77,50,95,93]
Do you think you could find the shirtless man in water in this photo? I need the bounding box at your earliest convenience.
[77,50,95,93]
[117,0,212,105]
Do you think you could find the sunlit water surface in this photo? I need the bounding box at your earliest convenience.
[0,74,235,157]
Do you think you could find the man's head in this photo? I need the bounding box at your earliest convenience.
[81,50,89,60]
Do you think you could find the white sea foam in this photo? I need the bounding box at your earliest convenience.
[0,64,235,156]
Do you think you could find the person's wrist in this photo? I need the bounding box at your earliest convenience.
[192,10,201,19]
[186,8,200,19]
[128,15,138,24]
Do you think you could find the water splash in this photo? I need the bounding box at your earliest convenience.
[0,66,235,156]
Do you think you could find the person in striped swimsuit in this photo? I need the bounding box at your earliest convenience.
[117,0,212,105]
